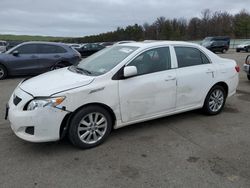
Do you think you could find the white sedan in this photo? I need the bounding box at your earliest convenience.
[6,41,239,149]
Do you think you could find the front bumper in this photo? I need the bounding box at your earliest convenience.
[243,64,250,75]
[8,87,68,142]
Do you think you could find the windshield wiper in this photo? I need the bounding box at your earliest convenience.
[74,66,92,75]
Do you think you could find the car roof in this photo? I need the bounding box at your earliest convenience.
[118,40,200,49]
[21,41,68,47]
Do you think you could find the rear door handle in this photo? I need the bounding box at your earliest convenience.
[165,76,176,81]
[206,69,214,73]
[206,69,215,78]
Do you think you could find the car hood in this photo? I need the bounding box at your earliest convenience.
[19,67,94,96]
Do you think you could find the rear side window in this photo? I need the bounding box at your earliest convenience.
[37,44,67,54]
[174,47,210,68]
[15,44,38,54]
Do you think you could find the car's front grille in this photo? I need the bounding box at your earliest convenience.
[13,95,22,106]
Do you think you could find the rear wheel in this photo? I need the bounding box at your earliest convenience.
[247,75,250,80]
[0,64,7,80]
[68,105,112,149]
[236,49,240,52]
[203,85,226,115]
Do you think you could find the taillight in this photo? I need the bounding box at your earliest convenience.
[235,65,240,73]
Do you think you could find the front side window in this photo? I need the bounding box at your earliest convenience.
[15,44,38,54]
[128,47,171,76]
[174,47,210,68]
[75,45,138,76]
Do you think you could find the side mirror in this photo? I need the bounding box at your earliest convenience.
[124,66,137,78]
[12,50,19,56]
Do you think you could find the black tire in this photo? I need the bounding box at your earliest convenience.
[0,64,7,80]
[221,48,226,53]
[246,48,249,53]
[236,49,240,52]
[68,105,112,149]
[247,75,250,81]
[203,85,226,115]
[51,62,69,70]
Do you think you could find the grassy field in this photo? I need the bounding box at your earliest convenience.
[0,34,68,42]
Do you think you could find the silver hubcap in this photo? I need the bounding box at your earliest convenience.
[208,89,224,112]
[77,112,107,144]
[0,68,4,78]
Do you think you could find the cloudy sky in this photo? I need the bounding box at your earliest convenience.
[0,0,248,37]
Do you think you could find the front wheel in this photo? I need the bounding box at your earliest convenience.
[203,85,226,115]
[247,75,250,81]
[68,105,112,149]
[0,64,7,80]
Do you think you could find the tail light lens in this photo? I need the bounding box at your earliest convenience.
[235,65,240,73]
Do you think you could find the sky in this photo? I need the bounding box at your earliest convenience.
[0,0,248,37]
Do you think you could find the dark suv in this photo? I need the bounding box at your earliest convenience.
[77,43,105,57]
[0,42,81,79]
[202,36,230,53]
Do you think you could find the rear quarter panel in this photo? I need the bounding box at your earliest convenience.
[213,58,238,97]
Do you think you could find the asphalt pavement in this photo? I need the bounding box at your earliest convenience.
[0,50,250,188]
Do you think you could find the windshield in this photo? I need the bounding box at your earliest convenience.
[74,45,138,76]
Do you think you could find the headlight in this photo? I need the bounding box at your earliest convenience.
[27,96,65,111]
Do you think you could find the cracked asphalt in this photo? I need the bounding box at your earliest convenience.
[0,50,250,188]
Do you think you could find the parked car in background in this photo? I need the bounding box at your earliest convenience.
[243,55,250,80]
[202,36,230,53]
[69,43,84,51]
[115,41,136,45]
[6,41,239,149]
[6,41,22,51]
[0,41,81,79]
[0,40,8,53]
[77,43,105,57]
[99,42,114,47]
[236,41,250,52]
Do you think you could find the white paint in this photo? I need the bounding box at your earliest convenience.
[8,41,239,142]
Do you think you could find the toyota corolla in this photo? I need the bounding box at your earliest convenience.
[6,41,239,149]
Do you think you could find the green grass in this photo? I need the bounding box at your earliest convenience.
[0,34,68,42]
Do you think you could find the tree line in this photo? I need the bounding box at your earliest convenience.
[65,9,250,43]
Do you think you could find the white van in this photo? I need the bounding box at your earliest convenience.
[0,40,7,53]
